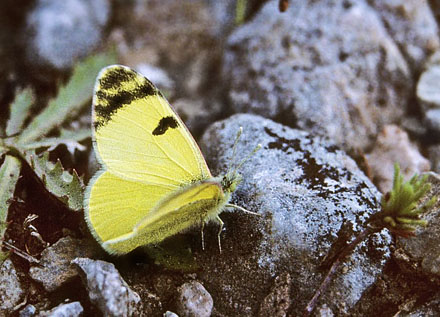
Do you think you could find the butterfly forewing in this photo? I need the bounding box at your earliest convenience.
[92,65,211,186]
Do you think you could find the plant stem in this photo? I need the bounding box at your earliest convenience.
[303,225,381,316]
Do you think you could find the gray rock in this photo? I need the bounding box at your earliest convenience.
[224,0,410,152]
[425,109,440,134]
[29,236,97,292]
[72,257,140,317]
[418,55,440,109]
[38,302,83,317]
[19,304,36,317]
[175,281,213,317]
[395,173,440,278]
[25,0,110,69]
[365,125,430,193]
[163,312,179,317]
[368,0,439,71]
[197,113,391,316]
[0,259,24,314]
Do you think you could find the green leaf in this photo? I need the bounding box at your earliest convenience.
[0,155,21,262]
[26,151,84,211]
[19,128,90,153]
[18,52,116,145]
[6,88,34,137]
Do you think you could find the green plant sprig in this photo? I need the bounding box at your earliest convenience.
[374,163,436,237]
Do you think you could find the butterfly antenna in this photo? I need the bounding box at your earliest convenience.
[230,127,243,169]
[232,143,262,175]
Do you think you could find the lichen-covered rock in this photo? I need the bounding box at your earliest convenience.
[72,258,140,317]
[224,0,410,152]
[29,236,98,292]
[196,113,391,316]
[0,259,24,314]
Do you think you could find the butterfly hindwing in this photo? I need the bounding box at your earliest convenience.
[102,181,225,254]
[84,170,172,249]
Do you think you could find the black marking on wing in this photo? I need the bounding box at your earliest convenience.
[94,81,157,130]
[152,116,179,136]
[99,67,137,90]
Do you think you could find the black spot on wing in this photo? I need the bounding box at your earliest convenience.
[152,116,179,135]
[94,81,157,130]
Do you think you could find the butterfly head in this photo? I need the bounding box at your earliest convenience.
[221,171,243,193]
[220,127,261,193]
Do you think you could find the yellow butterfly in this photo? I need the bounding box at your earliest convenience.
[84,65,259,255]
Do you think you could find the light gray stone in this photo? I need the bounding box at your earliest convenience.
[19,304,36,317]
[176,281,213,317]
[72,257,140,317]
[418,61,440,109]
[0,259,24,314]
[25,0,110,69]
[29,236,97,292]
[38,302,83,317]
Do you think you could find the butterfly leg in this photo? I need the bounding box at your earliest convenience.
[226,203,260,216]
[200,221,205,251]
[215,215,224,253]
